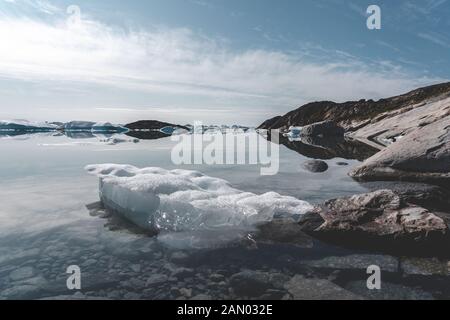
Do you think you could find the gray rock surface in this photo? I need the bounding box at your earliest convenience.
[229,270,289,297]
[302,160,329,173]
[300,120,345,137]
[313,189,450,244]
[302,254,399,273]
[284,275,361,300]
[351,116,450,184]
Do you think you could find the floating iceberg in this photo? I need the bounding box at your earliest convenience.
[86,164,313,233]
[285,126,302,136]
[63,121,96,131]
[159,126,178,135]
[63,121,128,133]
[92,122,128,133]
[0,120,58,132]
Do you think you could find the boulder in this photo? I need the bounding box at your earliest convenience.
[302,160,329,173]
[350,117,450,185]
[310,189,450,254]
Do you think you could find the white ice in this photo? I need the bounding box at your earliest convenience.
[85,164,313,235]
[63,121,127,132]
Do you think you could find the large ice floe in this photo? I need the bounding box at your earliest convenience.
[86,164,313,248]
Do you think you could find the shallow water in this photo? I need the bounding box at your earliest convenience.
[1,132,449,300]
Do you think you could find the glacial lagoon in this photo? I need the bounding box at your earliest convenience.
[1,131,449,300]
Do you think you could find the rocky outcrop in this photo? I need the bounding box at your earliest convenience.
[300,187,450,255]
[125,120,188,131]
[257,116,282,130]
[317,190,448,237]
[350,117,450,185]
[258,82,450,130]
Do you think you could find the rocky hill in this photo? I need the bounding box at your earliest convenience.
[124,120,188,131]
[258,82,450,131]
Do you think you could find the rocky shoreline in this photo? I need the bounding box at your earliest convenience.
[258,82,450,255]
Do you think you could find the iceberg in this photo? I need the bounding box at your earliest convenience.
[159,126,178,135]
[86,164,313,234]
[63,121,96,131]
[0,120,58,132]
[287,126,302,136]
[92,122,128,133]
[63,121,128,133]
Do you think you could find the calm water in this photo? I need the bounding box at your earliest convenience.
[0,132,449,300]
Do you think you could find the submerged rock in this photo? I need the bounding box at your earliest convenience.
[284,275,361,300]
[344,281,433,300]
[229,270,289,297]
[301,254,399,273]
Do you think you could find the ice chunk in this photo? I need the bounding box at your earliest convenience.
[85,164,313,233]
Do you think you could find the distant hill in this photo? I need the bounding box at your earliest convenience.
[125,120,189,131]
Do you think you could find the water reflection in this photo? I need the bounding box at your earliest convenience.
[265,131,379,161]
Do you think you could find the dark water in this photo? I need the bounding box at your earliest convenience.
[0,132,449,300]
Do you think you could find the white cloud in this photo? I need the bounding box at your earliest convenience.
[0,12,442,123]
[2,0,61,14]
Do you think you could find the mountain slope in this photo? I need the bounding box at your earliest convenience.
[258,82,450,131]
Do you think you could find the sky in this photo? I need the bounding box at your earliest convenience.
[0,0,449,125]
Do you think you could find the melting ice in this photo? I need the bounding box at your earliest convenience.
[85,164,314,237]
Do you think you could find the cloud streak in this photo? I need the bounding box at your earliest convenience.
[0,6,443,123]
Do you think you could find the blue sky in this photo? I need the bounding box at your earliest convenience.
[0,0,449,125]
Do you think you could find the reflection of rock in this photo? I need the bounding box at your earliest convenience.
[268,132,378,161]
[125,130,170,140]
[125,120,188,131]
[284,275,361,300]
[124,120,189,140]
[303,160,329,173]
[301,121,345,137]
[63,131,96,139]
